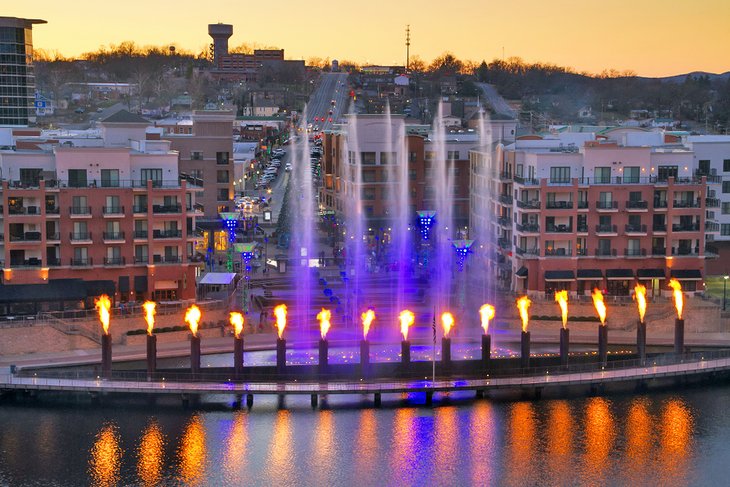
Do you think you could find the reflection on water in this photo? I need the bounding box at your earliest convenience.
[176,413,207,486]
[137,419,165,487]
[0,388,712,486]
[88,423,123,487]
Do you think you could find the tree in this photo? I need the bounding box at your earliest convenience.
[428,52,463,77]
[407,55,426,73]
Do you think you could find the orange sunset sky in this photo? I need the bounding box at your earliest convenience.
[6,0,730,77]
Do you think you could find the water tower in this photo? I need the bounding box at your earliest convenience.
[208,23,233,66]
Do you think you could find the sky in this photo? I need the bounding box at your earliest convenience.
[7,0,730,77]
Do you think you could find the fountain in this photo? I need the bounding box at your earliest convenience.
[185,305,202,375]
[274,304,287,373]
[95,294,112,379]
[399,310,414,365]
[479,304,495,368]
[360,309,375,368]
[317,308,331,373]
[441,312,454,366]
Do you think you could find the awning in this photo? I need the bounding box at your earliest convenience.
[606,269,634,280]
[85,280,115,297]
[544,270,575,281]
[637,269,666,279]
[670,269,702,281]
[0,279,86,304]
[134,275,148,293]
[577,269,602,280]
[154,280,178,290]
[199,272,237,285]
[515,266,528,278]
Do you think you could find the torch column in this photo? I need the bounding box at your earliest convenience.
[675,318,685,354]
[559,327,570,367]
[598,324,608,366]
[234,335,244,378]
[276,338,287,374]
[319,338,329,374]
[401,340,411,366]
[101,333,112,379]
[520,331,531,369]
[636,320,647,363]
[146,334,157,379]
[399,310,414,369]
[360,339,370,368]
[190,335,201,375]
[481,333,491,369]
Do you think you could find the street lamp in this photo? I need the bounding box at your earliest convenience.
[724,275,729,311]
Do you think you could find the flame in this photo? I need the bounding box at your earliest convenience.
[441,312,455,338]
[143,301,156,336]
[184,304,201,337]
[479,304,495,335]
[668,279,684,319]
[634,284,647,323]
[230,312,244,339]
[95,294,111,335]
[361,309,375,340]
[592,288,607,325]
[554,290,569,329]
[516,296,531,333]
[317,308,332,340]
[274,304,287,339]
[399,310,415,341]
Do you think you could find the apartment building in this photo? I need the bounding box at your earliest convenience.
[0,112,202,314]
[471,128,716,296]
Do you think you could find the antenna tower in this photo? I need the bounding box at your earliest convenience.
[406,25,411,72]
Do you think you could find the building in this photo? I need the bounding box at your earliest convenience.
[0,111,203,314]
[471,128,716,296]
[0,16,46,127]
[165,110,235,218]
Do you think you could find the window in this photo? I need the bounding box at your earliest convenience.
[135,245,148,263]
[140,168,162,187]
[409,152,417,163]
[73,247,88,261]
[380,152,396,164]
[216,152,230,165]
[549,167,570,183]
[722,202,730,215]
[594,167,611,184]
[191,151,203,160]
[361,152,376,165]
[68,169,87,188]
[722,224,730,236]
[362,170,376,183]
[599,192,613,203]
[724,160,730,172]
[629,191,643,202]
[598,239,611,253]
[447,151,460,160]
[72,195,87,213]
[657,166,678,181]
[698,160,711,175]
[362,188,376,200]
[19,168,42,186]
[623,167,640,183]
[425,151,435,161]
[723,181,730,194]
[408,169,417,181]
[101,169,120,187]
[217,188,230,201]
[105,195,120,213]
[217,170,230,183]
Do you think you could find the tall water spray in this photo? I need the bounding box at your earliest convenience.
[476,106,496,304]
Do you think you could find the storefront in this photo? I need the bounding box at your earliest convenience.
[577,269,603,295]
[606,269,634,296]
[670,269,702,292]
[544,270,575,296]
[637,269,666,297]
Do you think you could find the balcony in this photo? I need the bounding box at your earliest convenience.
[47,258,62,267]
[653,200,668,209]
[516,200,540,210]
[624,248,647,257]
[706,221,720,232]
[546,201,573,210]
[152,229,183,239]
[545,248,572,257]
[45,206,60,215]
[577,224,588,233]
[102,231,125,241]
[652,247,666,256]
[672,199,701,209]
[498,194,513,205]
[134,256,149,264]
[497,216,512,227]
[499,171,513,181]
[152,204,182,214]
[133,205,148,213]
[595,224,618,234]
[595,201,618,210]
[11,258,42,268]
[545,224,572,233]
[515,247,540,257]
[46,233,60,241]
[516,223,539,233]
[9,232,42,242]
[672,247,700,256]
[103,257,126,266]
[133,230,149,239]
[153,256,182,264]
[513,175,539,185]
[652,223,667,232]
[8,206,40,216]
[576,248,588,256]
[497,238,511,250]
[671,223,700,232]
[705,198,721,208]
[595,248,617,257]
[577,201,589,209]
[69,232,92,241]
[102,206,125,216]
[625,224,647,234]
[626,200,648,210]
[69,206,92,216]
[70,258,93,267]
[706,244,719,257]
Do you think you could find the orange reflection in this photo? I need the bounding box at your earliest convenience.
[311,410,336,485]
[176,414,207,486]
[469,402,498,485]
[137,419,165,487]
[433,407,458,485]
[88,423,123,487]
[582,398,615,484]
[389,408,418,484]
[504,402,538,486]
[265,411,295,485]
[222,411,248,484]
[625,398,653,471]
[355,409,378,479]
[546,401,574,484]
[660,398,693,484]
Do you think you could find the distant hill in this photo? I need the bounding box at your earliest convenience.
[642,71,730,83]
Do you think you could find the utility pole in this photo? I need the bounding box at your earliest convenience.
[405,25,410,72]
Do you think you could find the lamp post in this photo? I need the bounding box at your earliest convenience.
[724,275,729,311]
